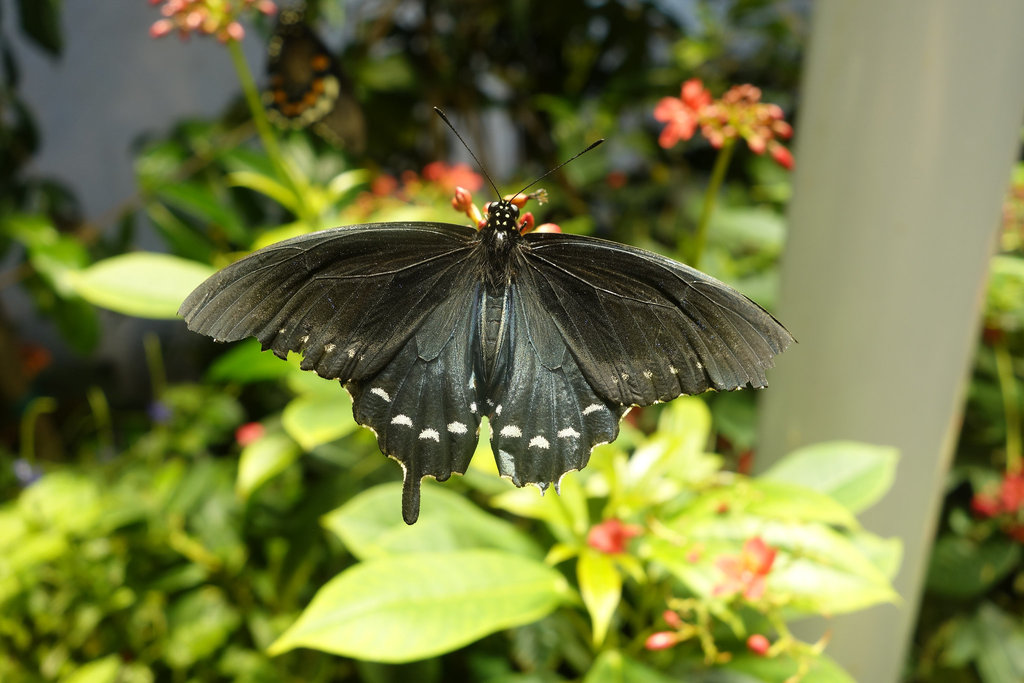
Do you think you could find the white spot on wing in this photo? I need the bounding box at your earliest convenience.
[299,334,309,343]
[583,403,604,415]
[370,387,391,402]
[558,427,581,438]
[279,327,287,334]
[529,436,550,449]
[499,425,522,438]
[418,428,440,442]
[348,348,356,358]
[696,361,703,369]
[495,404,503,416]
[643,370,653,379]
[669,365,678,374]
[447,421,468,434]
[324,343,336,353]
[391,414,412,427]
[470,402,478,414]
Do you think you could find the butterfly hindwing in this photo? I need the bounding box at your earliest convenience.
[521,232,793,407]
[486,281,625,490]
[348,281,483,524]
[178,223,478,383]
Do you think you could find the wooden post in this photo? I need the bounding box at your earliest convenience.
[756,1,1024,680]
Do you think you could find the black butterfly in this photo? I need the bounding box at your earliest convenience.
[263,8,365,151]
[180,123,793,524]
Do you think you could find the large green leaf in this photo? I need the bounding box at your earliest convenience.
[268,550,569,662]
[584,650,678,683]
[577,550,622,646]
[157,181,248,245]
[68,253,214,319]
[281,391,358,451]
[236,431,302,499]
[926,536,1021,599]
[206,339,295,384]
[322,481,542,560]
[761,442,898,514]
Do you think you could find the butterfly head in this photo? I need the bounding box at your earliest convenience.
[486,199,521,234]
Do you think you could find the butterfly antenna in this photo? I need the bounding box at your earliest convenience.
[511,138,604,202]
[434,107,502,201]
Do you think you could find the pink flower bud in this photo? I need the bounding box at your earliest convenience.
[645,631,679,651]
[747,634,771,656]
[768,143,794,170]
[662,610,683,629]
[235,422,266,447]
[149,19,175,38]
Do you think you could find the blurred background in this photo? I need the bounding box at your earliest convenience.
[1,0,1023,681]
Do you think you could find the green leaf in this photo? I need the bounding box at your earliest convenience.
[584,650,679,683]
[68,253,215,319]
[723,651,856,683]
[206,339,294,384]
[761,441,899,514]
[490,470,589,540]
[236,431,302,499]
[325,169,371,203]
[17,0,62,56]
[268,550,569,662]
[974,603,1024,683]
[226,170,299,213]
[322,481,542,560]
[61,655,122,683]
[157,181,248,244]
[19,470,103,535]
[281,391,358,451]
[577,550,621,646]
[926,536,1021,599]
[675,478,858,530]
[165,587,242,669]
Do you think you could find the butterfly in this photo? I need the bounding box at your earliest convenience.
[263,8,365,151]
[180,114,793,524]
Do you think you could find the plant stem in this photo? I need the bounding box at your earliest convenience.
[690,138,735,269]
[20,397,57,462]
[226,39,311,224]
[993,339,1022,473]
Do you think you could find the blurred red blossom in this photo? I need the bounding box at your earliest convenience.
[235,422,266,446]
[747,633,771,656]
[148,0,276,42]
[655,79,794,170]
[713,536,777,600]
[586,518,643,554]
[422,161,484,194]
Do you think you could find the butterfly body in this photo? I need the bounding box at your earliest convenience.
[181,198,792,524]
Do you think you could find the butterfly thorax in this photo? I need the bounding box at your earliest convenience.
[476,200,525,288]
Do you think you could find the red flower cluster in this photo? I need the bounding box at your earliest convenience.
[713,536,777,601]
[586,518,643,554]
[422,162,484,194]
[655,79,794,169]
[972,472,1024,541]
[235,422,266,447]
[149,0,277,42]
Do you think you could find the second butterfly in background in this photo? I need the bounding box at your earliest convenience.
[263,7,366,152]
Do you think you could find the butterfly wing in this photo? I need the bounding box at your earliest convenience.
[348,280,483,524]
[520,232,794,407]
[179,223,478,383]
[485,281,626,490]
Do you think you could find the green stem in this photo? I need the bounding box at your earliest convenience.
[690,138,736,269]
[225,39,311,224]
[993,339,1022,473]
[20,397,57,462]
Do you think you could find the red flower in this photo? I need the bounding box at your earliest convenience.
[747,633,771,656]
[235,422,266,447]
[654,79,712,149]
[148,0,276,42]
[644,631,679,651]
[999,473,1024,512]
[971,492,1000,518]
[654,79,795,169]
[422,161,484,194]
[662,609,684,629]
[586,518,642,554]
[713,536,776,601]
